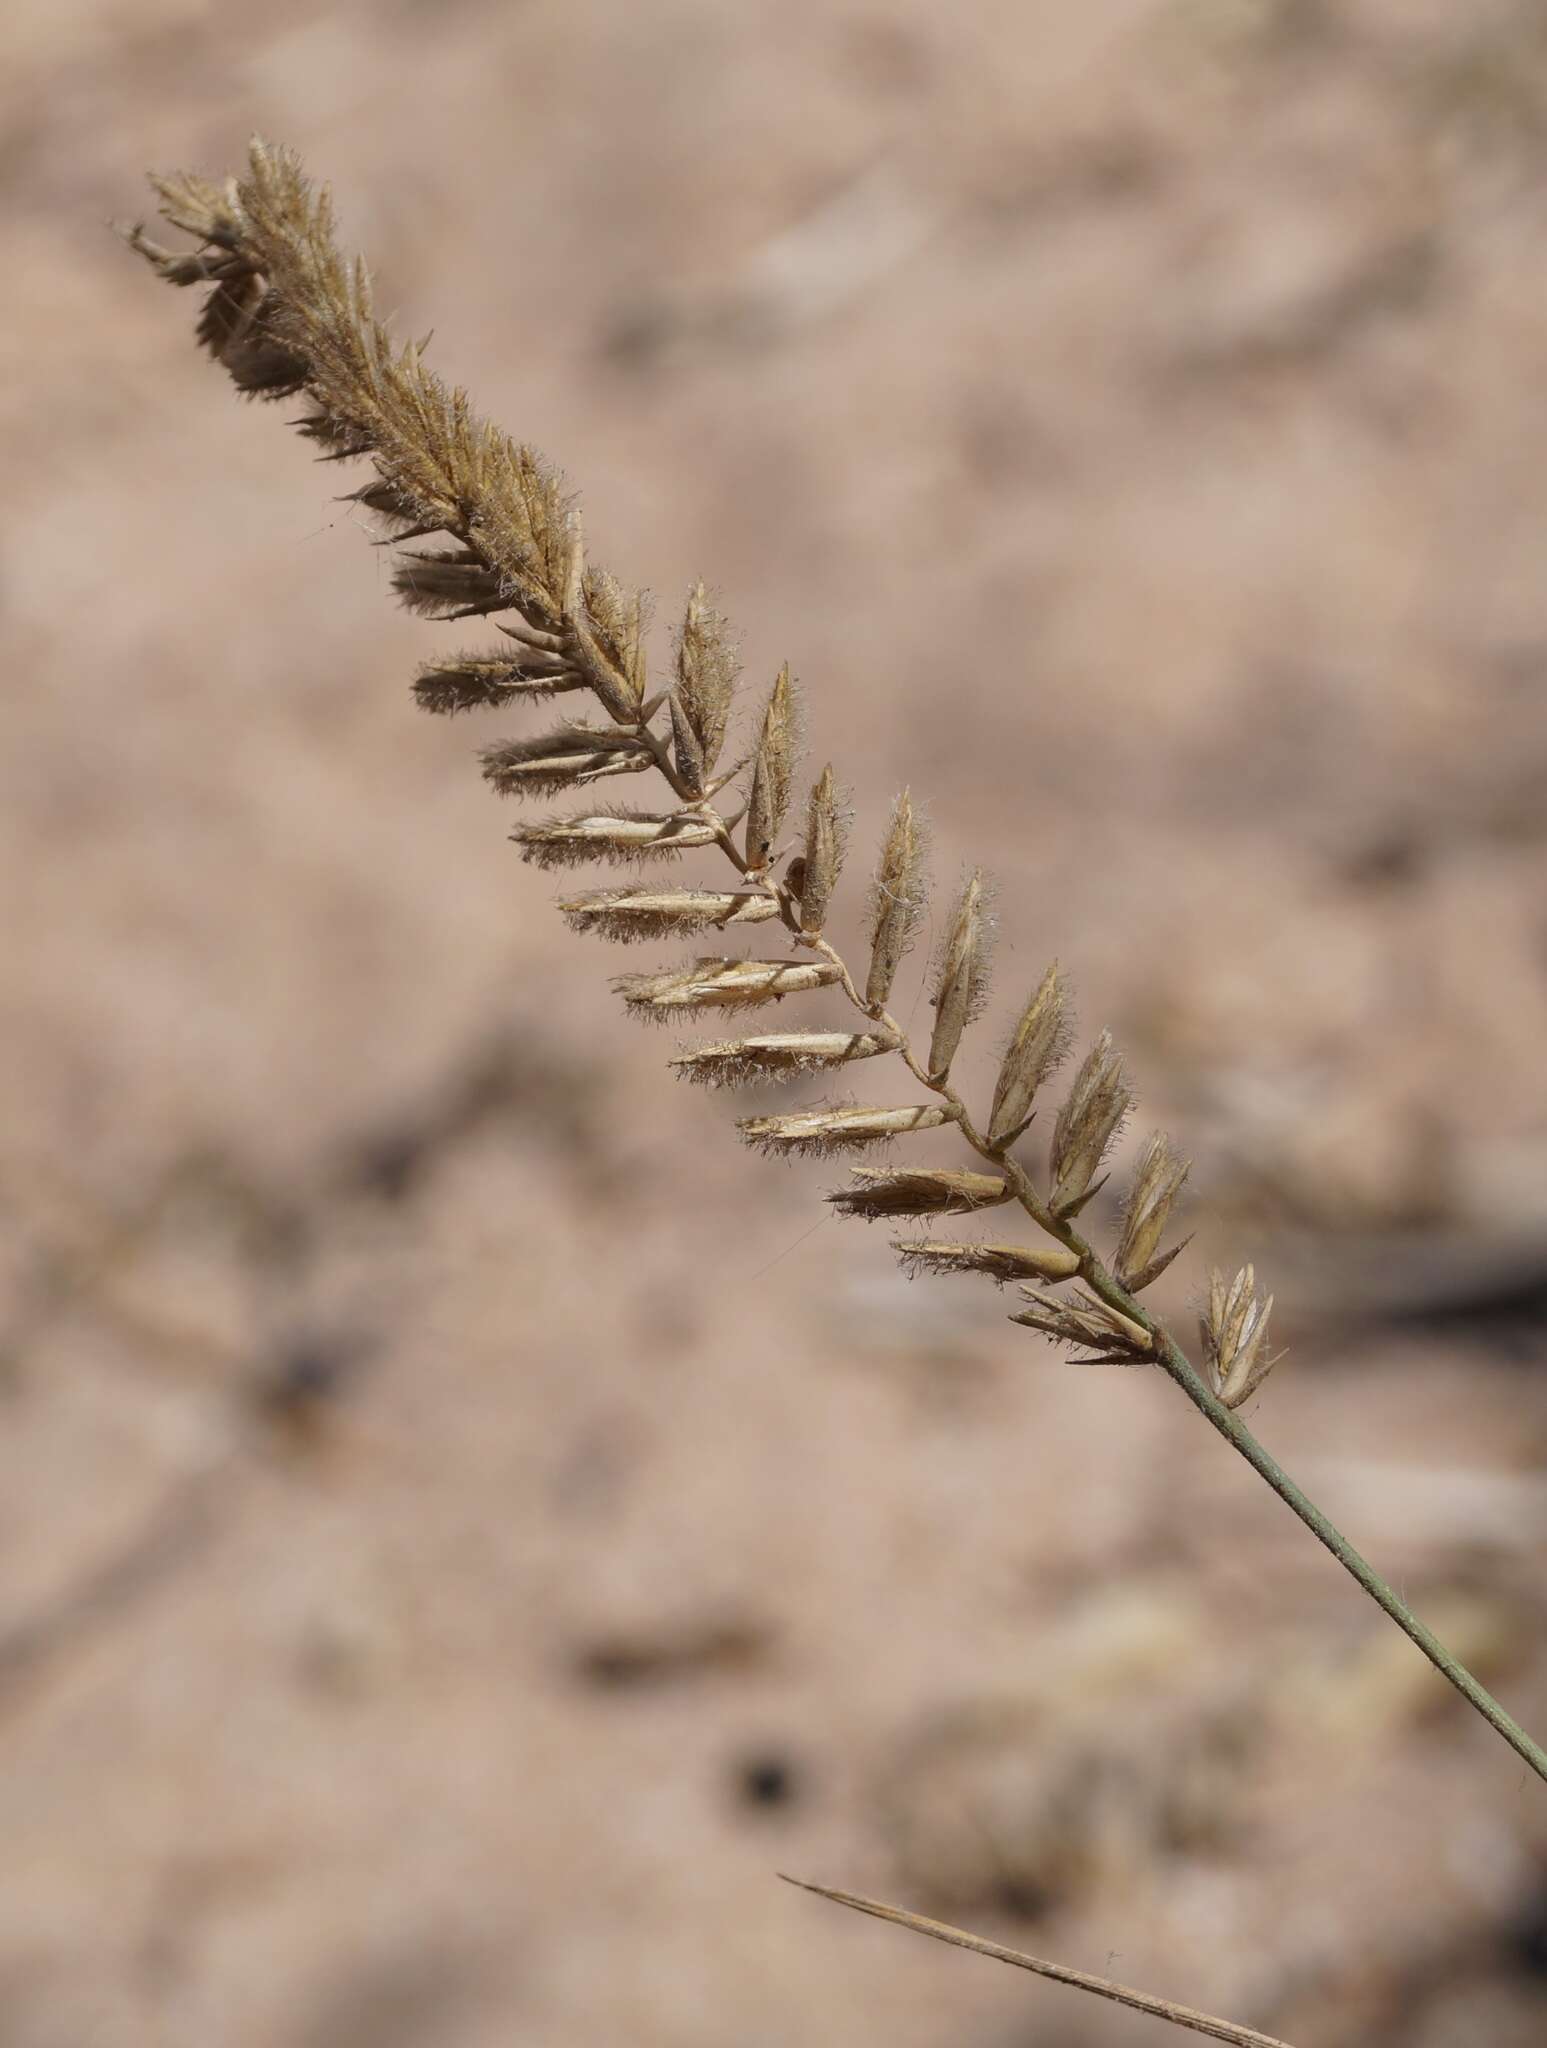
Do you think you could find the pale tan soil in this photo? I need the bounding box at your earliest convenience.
[4,2,1547,2043]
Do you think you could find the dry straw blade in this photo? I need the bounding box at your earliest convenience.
[782,1878,1297,2048]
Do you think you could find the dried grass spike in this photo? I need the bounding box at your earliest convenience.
[511,811,720,868]
[828,1167,1010,1220]
[1013,1285,1153,1363]
[1202,1266,1280,1409]
[745,665,797,873]
[392,547,507,619]
[739,1103,955,1157]
[799,765,848,936]
[414,653,585,715]
[481,725,649,797]
[929,868,993,1080]
[865,790,929,1009]
[988,964,1071,1148]
[668,695,707,797]
[893,1240,1081,1284]
[674,582,738,775]
[561,519,643,725]
[671,1031,893,1087]
[1115,1134,1192,1293]
[560,889,781,942]
[1049,1032,1134,1216]
[613,957,840,1016]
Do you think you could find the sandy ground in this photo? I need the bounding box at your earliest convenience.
[4,2,1547,2042]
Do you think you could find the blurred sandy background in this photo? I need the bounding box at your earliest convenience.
[4,1,1547,2042]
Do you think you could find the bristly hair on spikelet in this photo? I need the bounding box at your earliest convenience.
[123,140,1547,1806]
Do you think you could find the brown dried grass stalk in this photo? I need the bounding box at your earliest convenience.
[124,139,1547,2039]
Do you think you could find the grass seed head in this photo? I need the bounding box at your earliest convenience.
[511,810,721,868]
[738,1102,955,1157]
[480,724,651,797]
[1115,1133,1192,1292]
[745,664,798,873]
[613,957,840,1016]
[893,1240,1081,1284]
[671,1031,894,1088]
[864,790,928,1009]
[1013,1284,1154,1362]
[988,963,1072,1148]
[799,765,848,936]
[559,888,781,942]
[674,582,739,777]
[1202,1266,1280,1409]
[827,1166,1011,1219]
[929,868,994,1081]
[1049,1031,1135,1216]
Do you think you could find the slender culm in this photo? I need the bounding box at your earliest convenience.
[124,141,1547,1806]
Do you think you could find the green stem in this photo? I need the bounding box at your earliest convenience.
[1148,1330,1547,1782]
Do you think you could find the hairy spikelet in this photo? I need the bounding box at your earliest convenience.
[1115,1133,1192,1293]
[739,1103,955,1157]
[511,811,721,868]
[1049,1032,1134,1217]
[561,889,781,942]
[798,766,848,937]
[671,1032,894,1088]
[1013,1285,1153,1363]
[481,725,650,797]
[674,583,738,782]
[1201,1267,1280,1409]
[392,549,507,620]
[613,957,840,1018]
[828,1166,1010,1220]
[929,868,993,1080]
[745,665,797,873]
[414,653,586,715]
[988,964,1071,1148]
[864,790,929,1010]
[893,1240,1080,1284]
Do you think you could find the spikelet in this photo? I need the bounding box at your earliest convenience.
[1049,1032,1134,1217]
[1201,1267,1279,1410]
[745,665,797,873]
[798,766,848,936]
[864,790,929,1009]
[511,811,721,868]
[560,888,781,942]
[670,1032,894,1088]
[893,1240,1081,1284]
[929,868,993,1080]
[988,964,1071,1148]
[480,724,650,797]
[668,695,707,797]
[1115,1134,1192,1293]
[561,521,645,726]
[414,653,586,715]
[673,583,738,782]
[827,1166,1010,1220]
[1013,1285,1153,1363]
[739,1103,956,1157]
[613,957,840,1017]
[392,548,507,619]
